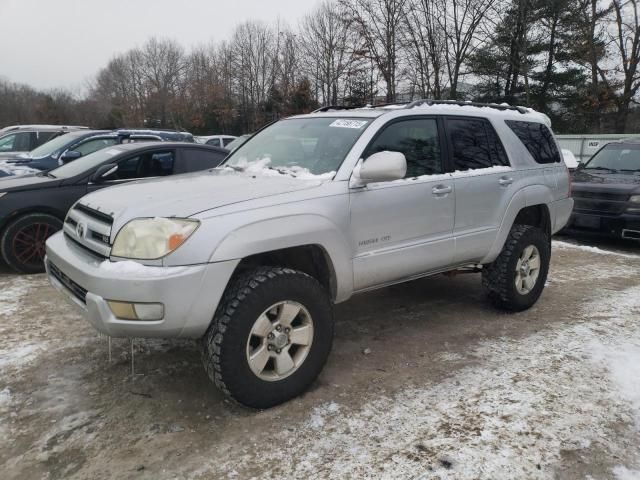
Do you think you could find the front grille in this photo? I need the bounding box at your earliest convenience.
[572,190,629,215]
[73,203,114,225]
[572,191,629,201]
[48,261,87,304]
[63,203,113,257]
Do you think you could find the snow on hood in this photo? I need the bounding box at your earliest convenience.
[230,157,335,180]
[78,167,329,225]
[0,160,40,178]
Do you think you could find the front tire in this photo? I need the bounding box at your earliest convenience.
[0,213,63,274]
[202,266,334,408]
[482,224,550,312]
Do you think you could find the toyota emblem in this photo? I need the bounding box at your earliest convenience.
[76,222,86,238]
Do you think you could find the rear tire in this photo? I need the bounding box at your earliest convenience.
[0,213,62,274]
[202,266,334,408]
[482,224,550,312]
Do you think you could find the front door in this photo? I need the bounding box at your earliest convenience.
[349,117,455,291]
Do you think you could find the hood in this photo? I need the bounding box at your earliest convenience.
[0,172,61,192]
[0,152,29,161]
[78,169,327,221]
[572,169,640,194]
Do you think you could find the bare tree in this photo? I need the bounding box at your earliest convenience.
[341,0,409,102]
[299,1,356,105]
[403,0,447,98]
[438,0,497,99]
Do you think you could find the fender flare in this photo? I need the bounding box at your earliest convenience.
[482,185,553,264]
[210,214,354,302]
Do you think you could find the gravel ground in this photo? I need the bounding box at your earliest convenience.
[1,235,639,480]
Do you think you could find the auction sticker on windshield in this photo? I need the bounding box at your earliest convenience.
[329,119,368,129]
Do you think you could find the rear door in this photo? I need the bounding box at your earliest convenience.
[444,117,515,263]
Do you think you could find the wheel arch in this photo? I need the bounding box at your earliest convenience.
[482,186,553,264]
[209,214,353,302]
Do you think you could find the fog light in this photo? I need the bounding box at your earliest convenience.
[107,301,164,321]
[626,207,640,214]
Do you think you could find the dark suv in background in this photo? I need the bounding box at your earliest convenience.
[569,138,640,240]
[0,125,88,154]
[0,129,195,176]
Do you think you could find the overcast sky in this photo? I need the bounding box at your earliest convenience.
[0,0,313,92]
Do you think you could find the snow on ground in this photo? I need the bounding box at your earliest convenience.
[0,276,32,316]
[553,240,640,259]
[194,285,640,479]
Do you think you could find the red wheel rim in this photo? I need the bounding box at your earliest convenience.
[12,222,53,269]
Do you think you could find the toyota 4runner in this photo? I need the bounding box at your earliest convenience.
[45,100,574,408]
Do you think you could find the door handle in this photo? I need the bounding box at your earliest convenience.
[499,176,514,186]
[432,185,452,195]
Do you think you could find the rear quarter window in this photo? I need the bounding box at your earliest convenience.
[505,120,561,164]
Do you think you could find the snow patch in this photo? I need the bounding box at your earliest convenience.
[613,466,640,480]
[0,344,43,369]
[230,157,335,180]
[0,277,33,316]
[0,387,11,407]
[0,160,40,177]
[306,401,341,430]
[553,240,640,259]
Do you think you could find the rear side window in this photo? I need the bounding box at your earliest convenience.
[222,137,235,146]
[446,118,503,170]
[181,148,226,172]
[35,131,59,148]
[505,120,561,164]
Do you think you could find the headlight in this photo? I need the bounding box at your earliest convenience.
[630,195,640,203]
[111,218,199,260]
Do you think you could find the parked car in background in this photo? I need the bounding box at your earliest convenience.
[196,135,236,148]
[0,129,195,177]
[117,129,195,143]
[44,100,572,408]
[568,138,640,241]
[0,125,88,154]
[0,142,228,273]
[224,134,251,151]
[561,149,579,170]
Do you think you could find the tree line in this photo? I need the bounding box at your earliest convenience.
[2,0,639,135]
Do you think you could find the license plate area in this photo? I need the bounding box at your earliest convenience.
[574,215,601,229]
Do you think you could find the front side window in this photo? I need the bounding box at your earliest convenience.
[364,118,442,178]
[0,133,16,151]
[582,144,640,172]
[506,120,561,164]
[446,118,495,171]
[225,117,373,177]
[182,148,226,172]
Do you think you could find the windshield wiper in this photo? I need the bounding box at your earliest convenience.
[267,166,293,176]
[224,165,244,172]
[583,166,619,173]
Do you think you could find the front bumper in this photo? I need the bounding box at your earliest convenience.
[567,211,640,240]
[45,232,239,338]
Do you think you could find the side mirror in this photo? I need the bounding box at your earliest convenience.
[354,151,407,185]
[91,163,118,183]
[60,150,82,164]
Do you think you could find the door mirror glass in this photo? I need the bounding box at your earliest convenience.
[91,163,118,183]
[356,151,407,184]
[60,150,82,164]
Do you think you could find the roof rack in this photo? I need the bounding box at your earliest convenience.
[405,99,529,114]
[312,105,363,113]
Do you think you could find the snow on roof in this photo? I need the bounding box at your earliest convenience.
[297,102,552,126]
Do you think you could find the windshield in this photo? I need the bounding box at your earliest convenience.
[28,132,79,158]
[224,117,373,178]
[583,144,640,172]
[48,147,124,178]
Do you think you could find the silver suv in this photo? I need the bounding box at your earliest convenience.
[45,100,574,408]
